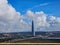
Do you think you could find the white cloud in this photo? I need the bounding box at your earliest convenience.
[0,0,31,33]
[56,18,60,23]
[49,16,56,21]
[24,10,60,31]
[39,3,49,6]
[35,11,50,28]
[25,10,50,29]
[0,0,60,33]
[49,16,60,23]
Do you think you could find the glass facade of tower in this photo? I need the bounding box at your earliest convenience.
[32,20,35,36]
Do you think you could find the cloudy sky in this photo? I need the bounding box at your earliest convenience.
[0,0,60,33]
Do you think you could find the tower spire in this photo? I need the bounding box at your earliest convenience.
[32,20,35,36]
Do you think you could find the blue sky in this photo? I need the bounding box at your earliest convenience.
[1,0,60,32]
[8,0,60,17]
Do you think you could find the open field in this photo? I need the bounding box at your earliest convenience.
[0,37,60,43]
[11,39,60,43]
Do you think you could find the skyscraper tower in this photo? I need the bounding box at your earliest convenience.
[32,20,35,36]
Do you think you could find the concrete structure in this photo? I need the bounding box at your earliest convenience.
[32,20,35,36]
